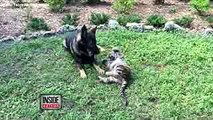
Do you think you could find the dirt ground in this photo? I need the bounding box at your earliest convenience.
[0,0,212,37]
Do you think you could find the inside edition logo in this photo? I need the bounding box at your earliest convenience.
[40,94,62,110]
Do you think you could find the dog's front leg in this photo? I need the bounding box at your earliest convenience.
[93,63,104,75]
[77,64,87,79]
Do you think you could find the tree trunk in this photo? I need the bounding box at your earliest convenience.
[154,0,165,5]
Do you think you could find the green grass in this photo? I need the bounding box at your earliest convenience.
[0,30,213,119]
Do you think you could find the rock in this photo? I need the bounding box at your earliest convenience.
[117,26,126,30]
[97,24,109,30]
[43,31,56,37]
[29,32,43,39]
[203,28,213,35]
[16,35,28,41]
[97,24,104,29]
[108,20,120,29]
[28,31,56,39]
[126,23,139,27]
[126,23,144,32]
[107,20,126,30]
[144,25,154,31]
[164,21,184,31]
[57,24,76,34]
[0,36,15,43]
[0,35,6,39]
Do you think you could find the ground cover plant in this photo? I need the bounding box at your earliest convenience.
[0,30,213,119]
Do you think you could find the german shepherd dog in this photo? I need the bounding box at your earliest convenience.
[63,25,104,78]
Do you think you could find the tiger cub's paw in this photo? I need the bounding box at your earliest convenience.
[98,68,105,75]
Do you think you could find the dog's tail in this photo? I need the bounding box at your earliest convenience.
[63,39,71,53]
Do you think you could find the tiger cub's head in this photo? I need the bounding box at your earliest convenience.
[102,47,124,69]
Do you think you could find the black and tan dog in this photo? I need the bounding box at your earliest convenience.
[63,25,104,78]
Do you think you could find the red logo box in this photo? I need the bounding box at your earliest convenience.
[40,94,62,110]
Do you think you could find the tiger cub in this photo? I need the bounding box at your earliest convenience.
[98,47,131,106]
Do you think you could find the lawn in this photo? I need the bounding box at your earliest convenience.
[0,30,213,119]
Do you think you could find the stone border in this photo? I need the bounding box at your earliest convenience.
[0,20,213,43]
[0,24,77,43]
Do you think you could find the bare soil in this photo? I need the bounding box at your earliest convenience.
[0,0,212,37]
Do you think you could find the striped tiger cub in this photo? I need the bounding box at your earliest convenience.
[98,47,131,106]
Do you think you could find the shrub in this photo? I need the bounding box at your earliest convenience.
[190,0,210,15]
[45,0,65,12]
[207,16,213,27]
[112,0,136,13]
[117,14,141,26]
[147,15,166,27]
[174,16,193,27]
[126,14,141,23]
[27,18,49,31]
[206,16,213,23]
[62,14,79,26]
[90,12,110,25]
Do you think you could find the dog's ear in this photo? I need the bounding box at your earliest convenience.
[77,25,87,42]
[90,26,97,34]
[81,25,87,39]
